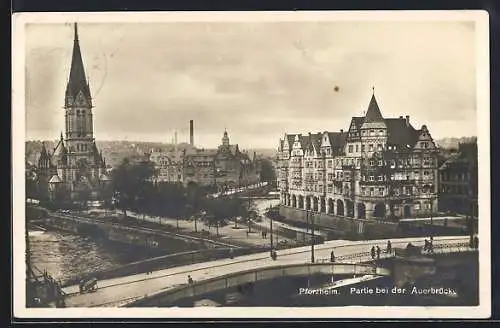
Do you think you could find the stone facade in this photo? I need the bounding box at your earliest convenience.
[36,24,111,202]
[149,130,261,190]
[277,92,439,220]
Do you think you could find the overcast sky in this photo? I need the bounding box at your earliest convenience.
[25,20,477,149]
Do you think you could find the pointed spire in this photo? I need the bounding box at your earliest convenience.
[60,131,64,140]
[364,88,384,123]
[74,22,79,41]
[65,22,92,108]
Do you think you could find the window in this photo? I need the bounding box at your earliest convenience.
[369,144,374,152]
[370,130,374,136]
[378,160,383,166]
[414,202,421,210]
[355,145,359,152]
[378,175,383,181]
[370,187,374,196]
[390,174,394,180]
[369,175,374,181]
[327,160,332,168]
[377,144,383,151]
[327,185,333,193]
[379,130,384,136]
[348,145,353,153]
[328,173,333,181]
[378,187,384,196]
[370,160,375,166]
[361,145,365,152]
[326,148,331,155]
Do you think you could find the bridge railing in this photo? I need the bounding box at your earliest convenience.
[315,241,475,264]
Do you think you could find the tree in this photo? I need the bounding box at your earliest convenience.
[25,171,39,201]
[259,158,277,187]
[111,158,155,217]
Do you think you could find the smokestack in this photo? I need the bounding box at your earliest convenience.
[405,115,410,127]
[189,120,194,146]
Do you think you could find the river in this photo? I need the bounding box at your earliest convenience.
[28,199,280,282]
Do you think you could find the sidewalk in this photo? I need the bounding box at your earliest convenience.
[87,205,293,248]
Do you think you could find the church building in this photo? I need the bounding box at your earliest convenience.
[37,23,111,202]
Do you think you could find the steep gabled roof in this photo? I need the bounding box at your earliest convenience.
[327,132,347,149]
[384,118,420,146]
[349,117,365,131]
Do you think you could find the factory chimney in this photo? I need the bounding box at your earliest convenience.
[189,120,194,146]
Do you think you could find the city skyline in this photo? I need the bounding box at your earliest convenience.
[25,21,477,149]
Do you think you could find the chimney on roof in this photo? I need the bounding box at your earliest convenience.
[340,129,343,133]
[189,120,194,146]
[405,115,410,127]
[399,116,403,119]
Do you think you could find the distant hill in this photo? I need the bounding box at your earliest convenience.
[435,137,477,150]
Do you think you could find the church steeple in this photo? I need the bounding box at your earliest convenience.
[65,22,92,108]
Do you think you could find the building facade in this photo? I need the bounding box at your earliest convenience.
[438,141,478,216]
[277,93,439,220]
[36,24,111,201]
[149,130,261,190]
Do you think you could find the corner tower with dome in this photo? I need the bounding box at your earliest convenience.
[36,23,111,203]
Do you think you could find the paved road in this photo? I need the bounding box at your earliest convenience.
[62,235,469,307]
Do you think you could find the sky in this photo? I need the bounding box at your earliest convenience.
[24,20,478,149]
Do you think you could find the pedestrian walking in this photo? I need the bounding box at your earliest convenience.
[376,246,381,259]
[330,250,335,263]
[370,246,376,259]
[187,275,193,284]
[386,240,392,254]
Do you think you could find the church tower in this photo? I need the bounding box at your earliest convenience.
[221,130,230,147]
[64,23,95,160]
[37,23,109,202]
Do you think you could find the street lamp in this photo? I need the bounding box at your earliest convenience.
[310,210,315,263]
[269,205,274,257]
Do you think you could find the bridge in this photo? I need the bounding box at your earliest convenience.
[127,262,392,307]
[60,235,472,307]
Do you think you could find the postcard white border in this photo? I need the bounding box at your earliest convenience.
[12,10,491,319]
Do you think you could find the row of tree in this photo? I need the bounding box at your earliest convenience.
[110,159,257,232]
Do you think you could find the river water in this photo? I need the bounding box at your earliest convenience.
[28,199,280,282]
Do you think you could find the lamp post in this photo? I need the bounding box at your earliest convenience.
[269,206,274,257]
[310,210,315,263]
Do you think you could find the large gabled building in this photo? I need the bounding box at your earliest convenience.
[277,91,439,220]
[149,128,261,190]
